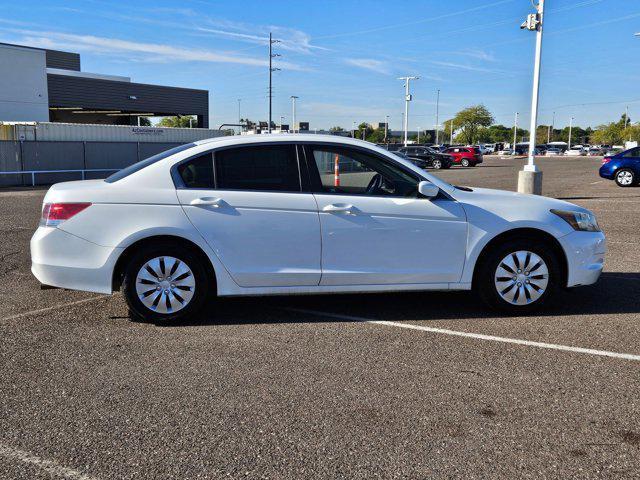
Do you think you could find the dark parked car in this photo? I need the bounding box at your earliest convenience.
[599,146,640,187]
[443,146,483,167]
[396,146,453,169]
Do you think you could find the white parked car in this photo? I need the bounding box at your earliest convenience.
[545,148,562,156]
[566,147,586,156]
[31,135,606,321]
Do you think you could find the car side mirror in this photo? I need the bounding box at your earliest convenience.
[418,181,439,198]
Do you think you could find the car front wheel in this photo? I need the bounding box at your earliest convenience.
[475,239,560,313]
[122,243,210,322]
[461,158,470,167]
[432,159,442,169]
[615,169,636,187]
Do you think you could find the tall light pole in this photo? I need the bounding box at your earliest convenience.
[237,99,241,123]
[384,115,389,142]
[548,111,555,143]
[352,121,356,138]
[513,112,519,154]
[398,76,419,146]
[517,0,545,195]
[290,95,298,133]
[568,116,574,150]
[435,89,440,145]
[450,121,454,144]
[268,32,281,134]
[417,127,421,144]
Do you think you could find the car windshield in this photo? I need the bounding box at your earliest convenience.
[104,143,196,183]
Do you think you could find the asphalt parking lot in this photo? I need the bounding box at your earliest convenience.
[1,155,639,479]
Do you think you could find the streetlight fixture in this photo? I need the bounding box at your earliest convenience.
[517,0,545,195]
[513,112,519,155]
[398,76,419,146]
[435,89,440,145]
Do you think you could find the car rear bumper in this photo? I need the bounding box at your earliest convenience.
[598,164,615,179]
[31,226,121,294]
[558,231,606,287]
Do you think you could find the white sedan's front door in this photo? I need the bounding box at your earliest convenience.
[306,145,467,286]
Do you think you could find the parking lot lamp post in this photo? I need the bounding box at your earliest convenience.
[384,115,389,142]
[352,121,356,138]
[450,121,454,144]
[435,89,440,145]
[517,0,545,195]
[290,96,298,133]
[568,116,574,150]
[398,76,419,146]
[513,112,518,154]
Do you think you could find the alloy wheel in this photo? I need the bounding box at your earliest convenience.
[432,159,442,169]
[494,250,549,306]
[135,256,195,314]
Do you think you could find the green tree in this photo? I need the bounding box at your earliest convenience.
[356,122,373,140]
[451,105,494,144]
[329,126,345,133]
[157,115,197,128]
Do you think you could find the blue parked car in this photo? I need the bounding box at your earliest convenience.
[599,146,640,187]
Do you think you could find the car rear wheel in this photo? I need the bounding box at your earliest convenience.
[122,243,210,322]
[615,169,636,187]
[461,158,470,167]
[431,159,442,169]
[475,238,560,313]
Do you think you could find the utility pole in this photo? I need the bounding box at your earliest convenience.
[568,116,574,150]
[518,0,545,195]
[384,115,389,142]
[352,121,356,138]
[417,127,421,144]
[513,112,519,154]
[237,99,241,123]
[450,121,454,144]
[398,76,419,146]
[290,96,298,133]
[435,89,440,145]
[268,32,281,133]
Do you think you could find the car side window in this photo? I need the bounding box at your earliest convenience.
[623,148,640,158]
[215,145,301,192]
[308,146,419,197]
[177,152,215,189]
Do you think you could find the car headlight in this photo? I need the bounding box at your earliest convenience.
[551,209,600,232]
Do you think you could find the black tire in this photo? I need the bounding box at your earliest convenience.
[474,237,561,314]
[122,242,211,323]
[432,159,442,169]
[461,158,470,168]
[614,168,636,187]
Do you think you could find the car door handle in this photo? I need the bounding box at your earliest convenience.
[323,204,355,214]
[190,197,223,207]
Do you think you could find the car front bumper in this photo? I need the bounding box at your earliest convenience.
[31,226,122,294]
[558,231,606,287]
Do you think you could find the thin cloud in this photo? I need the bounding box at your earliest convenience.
[344,58,391,75]
[0,28,307,70]
[430,60,510,75]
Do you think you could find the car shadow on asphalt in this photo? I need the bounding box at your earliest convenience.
[143,272,640,327]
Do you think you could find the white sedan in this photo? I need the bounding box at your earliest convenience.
[31,135,606,322]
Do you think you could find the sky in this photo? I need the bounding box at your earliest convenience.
[0,0,638,130]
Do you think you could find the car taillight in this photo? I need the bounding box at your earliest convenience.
[41,202,91,227]
[601,157,611,165]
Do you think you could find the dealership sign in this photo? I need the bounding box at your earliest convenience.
[131,127,164,136]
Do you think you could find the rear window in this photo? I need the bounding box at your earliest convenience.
[105,143,196,183]
[215,144,300,192]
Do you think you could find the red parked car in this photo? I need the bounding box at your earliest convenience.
[443,146,483,167]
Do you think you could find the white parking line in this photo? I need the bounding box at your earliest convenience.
[2,296,106,322]
[0,442,99,480]
[288,308,640,362]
